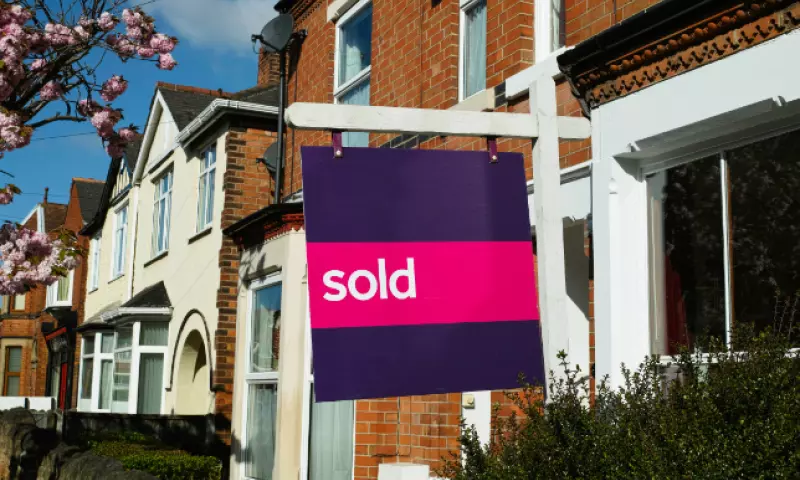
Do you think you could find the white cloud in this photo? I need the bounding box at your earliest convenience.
[149,0,278,54]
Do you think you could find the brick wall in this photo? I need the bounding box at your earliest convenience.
[565,0,663,46]
[215,125,277,444]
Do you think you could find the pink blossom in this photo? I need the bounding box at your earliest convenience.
[105,33,120,46]
[39,81,63,100]
[0,125,32,150]
[100,75,128,102]
[122,9,142,28]
[0,110,21,129]
[157,53,177,71]
[73,25,90,41]
[125,26,142,40]
[0,184,18,205]
[105,141,124,158]
[2,23,24,38]
[30,59,47,71]
[0,78,12,102]
[118,127,138,142]
[0,225,80,295]
[137,46,156,58]
[27,32,49,54]
[6,5,32,24]
[97,12,117,31]
[114,38,136,58]
[90,107,122,137]
[77,99,100,117]
[44,23,76,46]
[149,34,176,54]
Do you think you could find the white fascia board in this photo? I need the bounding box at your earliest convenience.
[99,306,172,324]
[505,46,574,101]
[176,99,279,148]
[133,91,169,186]
[20,203,40,228]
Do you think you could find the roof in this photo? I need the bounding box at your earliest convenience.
[123,137,143,172]
[78,300,121,331]
[231,85,280,106]
[74,179,105,224]
[122,281,171,308]
[44,203,67,232]
[159,88,222,131]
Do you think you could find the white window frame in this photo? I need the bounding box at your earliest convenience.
[80,332,115,412]
[299,296,357,480]
[458,0,487,101]
[46,271,73,307]
[196,147,217,233]
[110,322,169,415]
[89,234,101,291]
[241,273,282,480]
[111,203,128,280]
[333,0,372,147]
[152,169,173,257]
[534,0,566,62]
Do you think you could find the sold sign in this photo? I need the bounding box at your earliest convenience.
[302,146,544,402]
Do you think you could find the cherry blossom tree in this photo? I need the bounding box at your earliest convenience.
[0,1,179,294]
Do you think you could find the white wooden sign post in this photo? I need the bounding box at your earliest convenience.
[285,76,589,478]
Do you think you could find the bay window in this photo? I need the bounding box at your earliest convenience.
[648,129,800,354]
[78,332,115,412]
[243,277,282,479]
[335,0,372,147]
[152,170,173,256]
[460,0,487,100]
[197,148,217,232]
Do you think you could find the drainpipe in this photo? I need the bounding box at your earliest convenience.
[126,184,140,300]
[274,49,287,205]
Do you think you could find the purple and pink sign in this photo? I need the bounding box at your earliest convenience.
[302,146,544,402]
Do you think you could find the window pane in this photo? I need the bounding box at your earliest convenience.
[112,350,131,411]
[309,385,355,480]
[5,376,20,396]
[206,169,215,227]
[140,324,169,346]
[197,174,208,229]
[7,347,21,372]
[84,336,96,356]
[80,358,93,399]
[101,334,114,354]
[727,131,800,347]
[250,284,282,373]
[338,4,372,85]
[551,0,565,50]
[464,0,487,98]
[137,353,164,414]
[57,276,70,302]
[99,359,113,409]
[116,328,133,349]
[651,156,726,353]
[13,295,25,310]
[244,384,277,479]
[340,79,370,148]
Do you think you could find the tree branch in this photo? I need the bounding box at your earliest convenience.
[29,115,86,129]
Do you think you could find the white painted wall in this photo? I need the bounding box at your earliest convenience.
[133,118,228,415]
[591,29,800,387]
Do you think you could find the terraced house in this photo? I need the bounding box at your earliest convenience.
[75,81,279,440]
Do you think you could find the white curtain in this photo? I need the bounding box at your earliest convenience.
[465,0,487,98]
[140,324,168,346]
[309,386,355,480]
[245,384,277,479]
[80,358,93,399]
[340,80,371,148]
[137,353,164,414]
[338,5,372,85]
[99,359,113,409]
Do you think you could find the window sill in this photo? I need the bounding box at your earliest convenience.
[144,250,168,267]
[88,287,98,294]
[108,274,124,285]
[188,227,212,244]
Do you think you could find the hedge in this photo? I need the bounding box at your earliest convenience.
[439,329,800,479]
[88,432,222,480]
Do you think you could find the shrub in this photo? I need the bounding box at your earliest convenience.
[439,329,800,480]
[88,433,222,480]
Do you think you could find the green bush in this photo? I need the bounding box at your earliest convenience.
[88,434,222,480]
[439,330,800,480]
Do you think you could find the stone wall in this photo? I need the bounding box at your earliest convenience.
[0,409,155,480]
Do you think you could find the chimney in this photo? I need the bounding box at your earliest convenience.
[257,50,282,87]
[43,187,48,204]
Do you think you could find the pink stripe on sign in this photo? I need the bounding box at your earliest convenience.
[307,241,539,329]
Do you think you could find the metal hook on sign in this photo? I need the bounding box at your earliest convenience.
[486,137,498,163]
[332,131,343,158]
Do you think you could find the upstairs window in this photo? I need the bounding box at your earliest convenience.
[89,234,101,291]
[335,0,372,147]
[3,346,21,396]
[112,204,128,278]
[552,0,565,51]
[152,170,173,256]
[197,148,216,232]
[460,0,487,100]
[12,294,25,311]
[47,272,73,307]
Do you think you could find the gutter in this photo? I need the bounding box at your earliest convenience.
[99,306,172,324]
[176,99,279,148]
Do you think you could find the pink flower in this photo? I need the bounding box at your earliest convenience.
[114,38,136,58]
[73,25,90,41]
[97,12,117,32]
[0,224,80,295]
[30,59,47,71]
[45,23,76,46]
[157,53,177,71]
[105,33,120,46]
[100,75,128,102]
[77,99,100,117]
[122,9,142,28]
[137,46,156,58]
[105,141,124,158]
[39,81,63,100]
[0,125,32,149]
[125,26,142,40]
[90,107,122,137]
[118,127,138,142]
[149,34,176,54]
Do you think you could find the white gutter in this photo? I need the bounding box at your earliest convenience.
[99,306,172,323]
[176,99,280,147]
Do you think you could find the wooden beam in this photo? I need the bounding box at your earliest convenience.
[284,103,590,140]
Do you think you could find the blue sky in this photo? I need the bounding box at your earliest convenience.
[2,0,278,224]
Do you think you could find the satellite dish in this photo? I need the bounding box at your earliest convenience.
[260,143,282,174]
[258,14,294,53]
